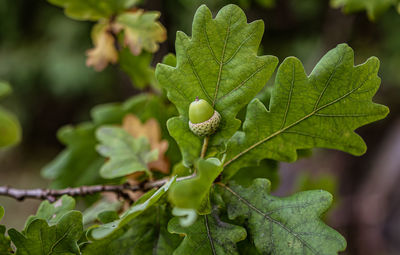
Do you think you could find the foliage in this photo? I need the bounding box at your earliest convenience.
[156,4,278,166]
[9,211,83,255]
[218,179,346,254]
[0,2,391,255]
[331,0,400,20]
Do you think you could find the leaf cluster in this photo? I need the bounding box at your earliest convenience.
[0,2,390,255]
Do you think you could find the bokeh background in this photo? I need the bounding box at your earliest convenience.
[0,0,399,254]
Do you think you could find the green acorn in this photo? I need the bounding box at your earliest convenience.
[188,97,221,137]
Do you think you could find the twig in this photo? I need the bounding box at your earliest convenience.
[0,175,194,202]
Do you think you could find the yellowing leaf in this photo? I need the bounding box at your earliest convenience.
[122,114,169,174]
[113,9,166,55]
[86,22,118,71]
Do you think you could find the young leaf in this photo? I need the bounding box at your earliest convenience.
[223,44,389,178]
[90,177,175,239]
[83,204,182,255]
[96,126,159,179]
[24,195,76,229]
[155,4,278,166]
[9,211,83,255]
[114,10,166,55]
[168,209,247,255]
[218,179,346,254]
[168,158,222,212]
[86,22,118,71]
[48,0,139,21]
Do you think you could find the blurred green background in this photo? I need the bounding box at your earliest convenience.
[0,0,400,254]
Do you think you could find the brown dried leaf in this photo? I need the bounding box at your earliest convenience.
[86,23,118,71]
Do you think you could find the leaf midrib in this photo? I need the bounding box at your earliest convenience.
[224,67,371,168]
[204,215,217,255]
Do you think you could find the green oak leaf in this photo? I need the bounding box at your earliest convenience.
[218,179,346,254]
[114,10,166,55]
[48,0,139,21]
[25,195,76,230]
[119,48,156,89]
[41,123,105,188]
[168,158,222,212]
[90,177,175,239]
[331,0,399,20]
[155,4,278,166]
[223,44,389,178]
[83,204,182,255]
[96,126,159,179]
[168,208,246,255]
[9,211,83,255]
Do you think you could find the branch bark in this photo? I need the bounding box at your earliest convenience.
[0,175,195,202]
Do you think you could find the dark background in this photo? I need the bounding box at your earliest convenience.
[0,0,399,254]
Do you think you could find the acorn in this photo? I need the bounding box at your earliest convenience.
[188,97,221,136]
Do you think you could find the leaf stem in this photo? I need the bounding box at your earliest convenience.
[201,136,209,158]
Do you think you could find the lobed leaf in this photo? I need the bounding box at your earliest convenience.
[156,4,278,166]
[114,10,166,55]
[9,211,83,255]
[168,208,247,255]
[41,123,105,188]
[218,179,346,254]
[223,44,389,178]
[86,22,118,71]
[24,195,76,230]
[96,126,159,179]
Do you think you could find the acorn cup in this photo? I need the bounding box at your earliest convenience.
[188,97,221,137]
